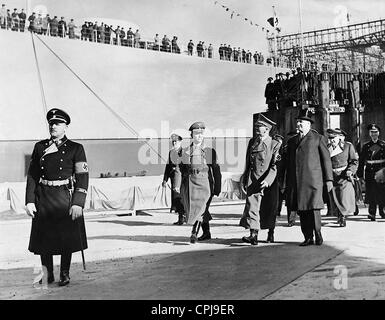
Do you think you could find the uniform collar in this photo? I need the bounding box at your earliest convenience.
[50,135,68,148]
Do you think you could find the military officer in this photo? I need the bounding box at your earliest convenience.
[162,133,185,225]
[357,124,385,221]
[327,128,358,227]
[25,108,89,286]
[239,114,281,245]
[179,122,222,243]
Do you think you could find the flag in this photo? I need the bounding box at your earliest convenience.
[267,17,274,27]
[231,11,234,19]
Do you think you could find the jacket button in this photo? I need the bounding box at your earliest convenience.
[42,158,44,161]
[62,151,65,154]
[60,159,63,162]
[41,167,44,169]
[60,167,62,170]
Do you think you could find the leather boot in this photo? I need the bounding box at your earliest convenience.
[299,238,314,246]
[40,254,55,284]
[368,214,376,221]
[338,215,346,227]
[58,271,70,286]
[315,231,323,245]
[379,207,385,218]
[198,222,211,241]
[173,214,184,225]
[242,229,258,245]
[266,229,274,243]
[190,221,201,244]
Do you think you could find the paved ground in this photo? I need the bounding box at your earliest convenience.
[0,203,384,300]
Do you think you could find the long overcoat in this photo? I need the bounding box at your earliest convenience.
[239,136,281,229]
[285,129,333,211]
[26,136,89,255]
[329,141,358,215]
[357,139,385,206]
[179,144,221,224]
[163,147,183,210]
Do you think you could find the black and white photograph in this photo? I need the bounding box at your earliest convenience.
[1,0,385,313]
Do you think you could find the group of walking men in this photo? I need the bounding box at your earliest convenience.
[24,107,385,287]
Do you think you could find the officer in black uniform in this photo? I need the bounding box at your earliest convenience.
[357,124,385,221]
[162,133,185,225]
[25,108,89,286]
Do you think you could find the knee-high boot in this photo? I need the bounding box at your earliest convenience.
[190,221,201,243]
[267,228,274,243]
[59,253,72,286]
[40,254,54,283]
[198,222,211,241]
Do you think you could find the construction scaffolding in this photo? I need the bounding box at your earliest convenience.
[268,18,385,72]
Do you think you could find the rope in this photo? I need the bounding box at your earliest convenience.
[33,34,167,163]
[30,32,49,130]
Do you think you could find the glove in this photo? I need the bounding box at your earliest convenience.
[326,181,333,193]
[260,180,269,189]
[69,205,83,221]
[26,203,36,218]
[162,181,167,188]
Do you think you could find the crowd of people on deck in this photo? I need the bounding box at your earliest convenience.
[218,44,264,64]
[0,3,266,63]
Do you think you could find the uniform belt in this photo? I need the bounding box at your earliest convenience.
[39,178,70,186]
[332,165,347,173]
[366,160,385,164]
[189,168,209,175]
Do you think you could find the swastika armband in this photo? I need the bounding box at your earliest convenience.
[75,162,89,173]
[75,188,88,194]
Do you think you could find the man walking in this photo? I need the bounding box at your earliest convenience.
[285,109,333,246]
[25,108,89,286]
[239,114,281,245]
[357,124,385,221]
[179,122,221,243]
[162,134,185,225]
[326,128,358,227]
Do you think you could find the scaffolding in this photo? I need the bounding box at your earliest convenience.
[268,18,385,72]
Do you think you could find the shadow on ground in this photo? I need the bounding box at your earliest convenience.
[1,241,345,300]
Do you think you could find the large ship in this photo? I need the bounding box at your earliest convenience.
[0,26,286,182]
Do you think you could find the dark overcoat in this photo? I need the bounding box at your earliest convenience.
[26,136,89,255]
[285,129,333,211]
[357,139,385,205]
[163,147,183,210]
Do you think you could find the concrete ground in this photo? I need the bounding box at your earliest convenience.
[0,203,385,300]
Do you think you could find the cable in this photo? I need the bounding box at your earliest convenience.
[30,32,49,131]
[34,34,167,163]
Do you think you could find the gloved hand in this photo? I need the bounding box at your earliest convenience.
[326,181,333,193]
[260,180,269,189]
[345,170,352,177]
[162,181,167,188]
[69,205,83,221]
[174,187,180,193]
[26,203,37,218]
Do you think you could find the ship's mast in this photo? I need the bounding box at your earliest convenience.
[298,0,305,69]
